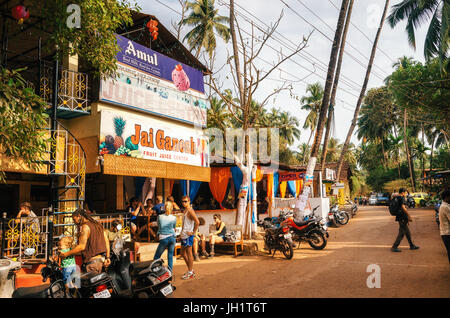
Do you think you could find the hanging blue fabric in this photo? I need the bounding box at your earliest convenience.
[231,166,243,193]
[287,180,296,197]
[273,172,279,197]
[134,177,146,201]
[189,181,202,202]
[180,180,187,196]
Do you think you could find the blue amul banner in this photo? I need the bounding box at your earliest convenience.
[115,34,205,93]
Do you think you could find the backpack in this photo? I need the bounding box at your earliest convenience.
[389,196,402,216]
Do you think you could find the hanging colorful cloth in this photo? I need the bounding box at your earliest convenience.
[209,167,231,209]
[279,181,287,198]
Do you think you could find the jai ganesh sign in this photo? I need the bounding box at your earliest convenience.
[99,109,209,168]
[99,34,208,127]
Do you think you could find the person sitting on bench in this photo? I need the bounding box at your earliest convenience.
[200,214,226,258]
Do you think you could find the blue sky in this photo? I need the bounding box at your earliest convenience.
[141,0,428,150]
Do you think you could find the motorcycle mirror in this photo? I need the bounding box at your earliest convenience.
[24,248,35,256]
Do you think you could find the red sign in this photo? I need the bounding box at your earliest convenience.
[279,172,305,182]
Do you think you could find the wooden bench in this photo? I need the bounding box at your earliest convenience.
[209,224,244,257]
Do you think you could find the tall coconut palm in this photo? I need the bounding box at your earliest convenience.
[336,0,391,181]
[297,143,311,165]
[277,111,301,146]
[207,96,230,130]
[300,82,324,148]
[387,0,450,71]
[181,0,230,58]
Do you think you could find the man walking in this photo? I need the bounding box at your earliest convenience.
[438,190,450,263]
[391,188,420,252]
[180,195,200,280]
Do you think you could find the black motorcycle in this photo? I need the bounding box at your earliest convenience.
[12,257,68,298]
[107,237,175,298]
[258,217,294,260]
[406,195,415,208]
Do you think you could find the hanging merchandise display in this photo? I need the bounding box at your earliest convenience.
[11,4,30,24]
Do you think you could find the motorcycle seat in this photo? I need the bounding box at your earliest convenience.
[129,260,154,276]
[12,284,51,298]
[293,219,314,227]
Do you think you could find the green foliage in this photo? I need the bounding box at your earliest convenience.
[37,0,139,79]
[181,0,230,58]
[383,179,412,193]
[365,163,412,192]
[0,68,49,182]
[388,0,450,72]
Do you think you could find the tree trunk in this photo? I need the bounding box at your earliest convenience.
[310,0,349,158]
[336,0,390,181]
[404,109,415,191]
[321,0,354,174]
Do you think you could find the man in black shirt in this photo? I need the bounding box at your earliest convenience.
[392,188,420,252]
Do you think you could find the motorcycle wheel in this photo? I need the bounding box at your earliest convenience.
[336,211,350,225]
[308,230,327,250]
[331,216,341,227]
[281,239,294,260]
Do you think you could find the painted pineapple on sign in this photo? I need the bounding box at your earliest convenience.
[99,116,143,158]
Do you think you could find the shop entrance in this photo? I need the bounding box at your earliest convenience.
[0,184,20,218]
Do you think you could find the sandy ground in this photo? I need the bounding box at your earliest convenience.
[171,205,450,298]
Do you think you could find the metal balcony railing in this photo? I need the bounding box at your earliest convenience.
[39,61,90,115]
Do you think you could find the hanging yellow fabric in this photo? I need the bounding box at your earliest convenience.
[296,179,303,196]
[255,166,264,182]
[280,181,287,198]
[267,173,273,199]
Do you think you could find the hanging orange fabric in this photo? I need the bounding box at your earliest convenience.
[267,173,273,199]
[280,181,287,198]
[255,166,264,182]
[209,167,231,208]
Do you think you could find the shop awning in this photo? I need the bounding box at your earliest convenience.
[102,154,210,182]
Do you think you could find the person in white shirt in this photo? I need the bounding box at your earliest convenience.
[439,190,450,264]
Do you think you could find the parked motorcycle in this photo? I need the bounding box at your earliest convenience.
[12,248,117,299]
[328,204,350,226]
[281,207,329,250]
[12,256,68,298]
[406,195,415,208]
[258,217,294,260]
[107,237,175,298]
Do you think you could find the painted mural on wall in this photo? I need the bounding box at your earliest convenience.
[99,34,208,127]
[99,109,209,168]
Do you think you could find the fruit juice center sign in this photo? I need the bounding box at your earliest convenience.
[99,109,209,168]
[99,34,207,127]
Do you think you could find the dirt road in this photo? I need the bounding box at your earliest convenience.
[172,205,450,298]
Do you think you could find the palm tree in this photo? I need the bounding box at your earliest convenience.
[387,0,450,71]
[300,82,324,148]
[207,96,230,130]
[277,111,301,146]
[325,137,342,163]
[297,143,311,165]
[386,134,403,178]
[181,0,230,58]
[336,0,390,181]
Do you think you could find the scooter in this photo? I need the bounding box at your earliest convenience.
[12,249,68,298]
[281,207,329,250]
[12,248,117,299]
[107,236,175,298]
